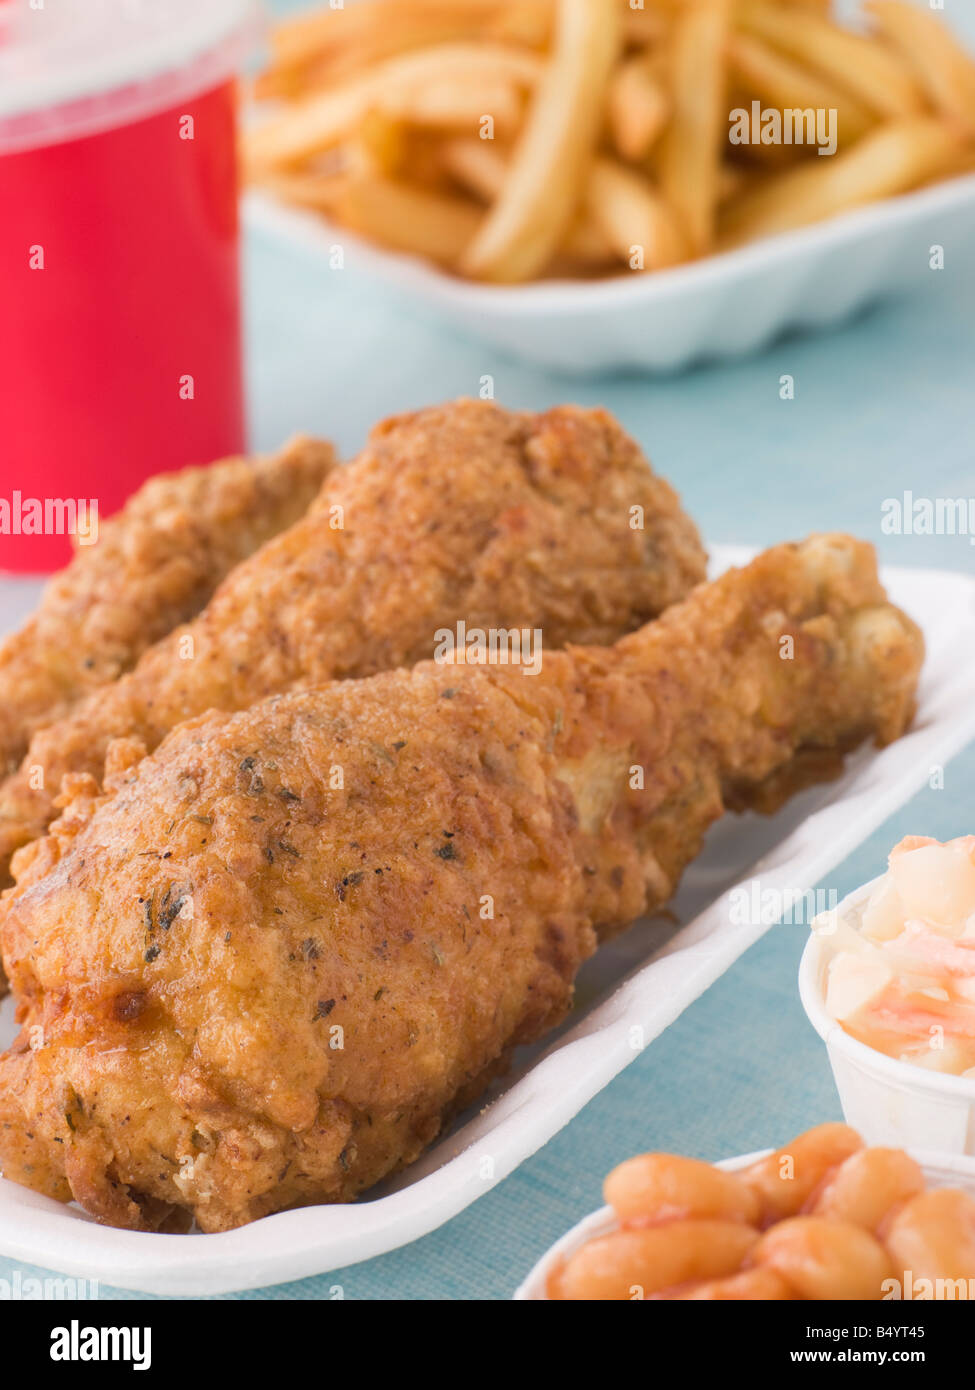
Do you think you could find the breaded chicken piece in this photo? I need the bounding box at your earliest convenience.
[0,536,922,1232]
[0,400,706,892]
[0,437,334,778]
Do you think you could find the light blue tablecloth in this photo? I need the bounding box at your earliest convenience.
[2,0,974,1296]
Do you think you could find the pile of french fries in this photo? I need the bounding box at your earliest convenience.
[245,0,975,284]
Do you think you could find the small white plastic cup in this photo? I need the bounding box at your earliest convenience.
[799,880,975,1156]
[514,1149,975,1300]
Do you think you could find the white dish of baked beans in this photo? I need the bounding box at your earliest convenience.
[515,1124,975,1300]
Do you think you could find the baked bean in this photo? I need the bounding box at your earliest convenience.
[751,1215,893,1299]
[741,1123,863,1222]
[548,1126,975,1301]
[883,1188,975,1283]
[604,1153,760,1226]
[812,1147,925,1231]
[669,1269,794,1300]
[551,1219,758,1301]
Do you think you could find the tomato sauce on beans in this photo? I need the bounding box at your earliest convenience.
[548,1124,975,1300]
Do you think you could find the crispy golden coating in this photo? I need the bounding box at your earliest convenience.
[0,400,706,891]
[0,437,334,778]
[0,536,922,1231]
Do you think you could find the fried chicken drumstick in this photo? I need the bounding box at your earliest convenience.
[0,536,923,1232]
[0,401,706,893]
[0,437,334,778]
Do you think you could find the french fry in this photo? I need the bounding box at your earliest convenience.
[657,0,731,255]
[723,87,812,165]
[587,158,687,269]
[396,130,457,190]
[268,0,502,69]
[865,0,975,138]
[395,77,525,133]
[250,169,349,212]
[560,211,616,266]
[348,110,407,180]
[443,138,616,263]
[246,81,371,173]
[619,6,669,46]
[487,0,554,48]
[718,161,760,203]
[718,116,962,247]
[335,176,484,264]
[618,0,700,14]
[246,45,541,173]
[460,0,621,282]
[261,1,553,97]
[729,32,875,146]
[607,55,670,162]
[738,1,926,119]
[439,137,509,201]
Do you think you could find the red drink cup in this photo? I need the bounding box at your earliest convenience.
[0,0,259,572]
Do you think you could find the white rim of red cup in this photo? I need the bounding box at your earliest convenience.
[0,0,262,152]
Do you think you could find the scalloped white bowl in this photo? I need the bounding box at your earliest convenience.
[245,171,975,375]
[244,0,975,373]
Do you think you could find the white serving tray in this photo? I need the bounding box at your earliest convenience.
[514,1148,975,1299]
[245,173,975,374]
[1,547,975,1295]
